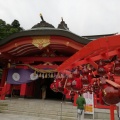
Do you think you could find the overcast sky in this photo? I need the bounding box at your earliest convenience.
[0,0,120,36]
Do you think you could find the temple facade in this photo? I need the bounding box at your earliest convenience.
[0,15,115,100]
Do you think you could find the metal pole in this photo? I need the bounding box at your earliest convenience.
[60,102,62,120]
[11,87,13,100]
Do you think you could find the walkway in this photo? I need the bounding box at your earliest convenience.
[0,113,103,120]
[0,98,114,120]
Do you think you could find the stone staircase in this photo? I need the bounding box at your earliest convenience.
[0,101,8,113]
[0,98,118,120]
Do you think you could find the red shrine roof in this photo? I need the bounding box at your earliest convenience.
[82,33,117,40]
[0,28,91,47]
[0,14,117,68]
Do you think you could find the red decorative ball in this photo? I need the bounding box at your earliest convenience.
[102,86,120,105]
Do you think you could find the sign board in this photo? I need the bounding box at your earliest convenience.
[83,92,94,119]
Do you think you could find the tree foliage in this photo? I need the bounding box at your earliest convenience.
[0,19,24,40]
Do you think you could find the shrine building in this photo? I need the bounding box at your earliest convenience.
[0,15,116,100]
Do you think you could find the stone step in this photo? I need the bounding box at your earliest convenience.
[0,113,106,120]
[2,109,95,120]
[0,102,8,113]
[2,109,78,117]
[0,98,118,120]
[6,107,77,113]
[1,112,110,120]
[7,104,75,109]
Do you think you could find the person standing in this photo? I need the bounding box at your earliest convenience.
[76,93,86,120]
[41,85,47,100]
[116,102,120,120]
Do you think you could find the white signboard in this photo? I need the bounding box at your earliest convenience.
[83,92,94,119]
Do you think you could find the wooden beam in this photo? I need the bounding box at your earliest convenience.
[15,64,58,69]
[57,34,120,72]
[15,57,68,62]
[106,79,120,88]
[0,52,14,60]
[34,64,58,69]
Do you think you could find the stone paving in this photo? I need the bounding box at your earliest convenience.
[0,98,114,120]
[0,113,103,120]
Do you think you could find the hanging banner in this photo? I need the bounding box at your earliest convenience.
[83,92,94,115]
[7,68,38,84]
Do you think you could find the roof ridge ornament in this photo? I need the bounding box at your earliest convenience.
[40,13,44,21]
[32,14,55,28]
[61,17,63,22]
[58,17,69,30]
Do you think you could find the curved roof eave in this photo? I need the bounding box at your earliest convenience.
[0,28,92,46]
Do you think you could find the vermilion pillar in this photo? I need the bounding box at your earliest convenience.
[0,68,9,100]
[0,82,7,100]
[20,84,27,98]
[110,105,115,120]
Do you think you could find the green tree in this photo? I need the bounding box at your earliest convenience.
[9,28,19,34]
[11,20,20,28]
[0,19,24,40]
[11,20,23,31]
[0,19,6,40]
